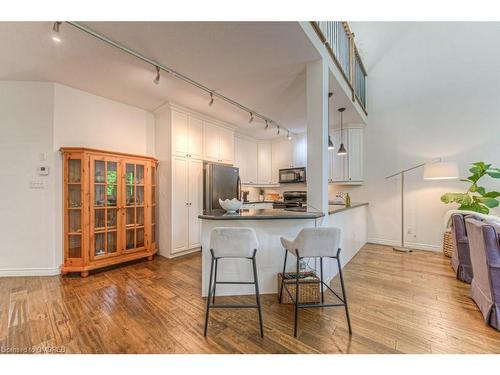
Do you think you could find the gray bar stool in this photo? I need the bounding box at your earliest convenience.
[279,227,352,337]
[203,227,264,338]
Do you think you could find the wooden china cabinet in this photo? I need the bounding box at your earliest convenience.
[61,147,158,277]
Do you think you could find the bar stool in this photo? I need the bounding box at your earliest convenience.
[203,227,264,338]
[279,227,352,337]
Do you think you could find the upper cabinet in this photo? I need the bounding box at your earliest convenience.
[235,137,258,184]
[329,127,364,184]
[257,143,273,185]
[203,121,234,165]
[171,110,203,159]
[271,134,307,183]
[292,133,307,168]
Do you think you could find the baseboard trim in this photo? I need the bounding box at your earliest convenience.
[166,247,201,259]
[368,238,442,252]
[0,267,60,277]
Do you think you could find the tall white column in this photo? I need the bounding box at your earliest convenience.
[306,59,329,214]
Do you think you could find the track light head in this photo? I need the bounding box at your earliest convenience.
[52,22,62,43]
[287,131,292,141]
[208,92,214,107]
[265,120,269,130]
[153,66,160,85]
[53,22,61,33]
[249,112,254,124]
[277,127,280,135]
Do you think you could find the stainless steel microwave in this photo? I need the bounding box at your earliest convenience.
[279,167,306,184]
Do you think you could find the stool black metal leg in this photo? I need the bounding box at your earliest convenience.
[294,252,300,337]
[279,249,288,303]
[320,257,324,304]
[251,252,264,338]
[203,252,215,336]
[336,254,352,335]
[212,258,218,304]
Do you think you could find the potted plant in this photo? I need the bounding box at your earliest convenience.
[441,161,500,214]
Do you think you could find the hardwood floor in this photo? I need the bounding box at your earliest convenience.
[1,243,500,353]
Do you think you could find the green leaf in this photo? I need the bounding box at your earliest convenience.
[476,186,486,195]
[483,191,500,198]
[486,171,500,178]
[459,202,490,214]
[473,161,486,169]
[474,196,500,208]
[441,193,472,205]
[466,174,481,183]
[469,166,481,175]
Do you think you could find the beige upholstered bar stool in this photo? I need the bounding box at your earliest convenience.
[204,227,264,338]
[279,227,352,337]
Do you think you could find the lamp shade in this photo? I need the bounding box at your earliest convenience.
[423,161,459,180]
[328,136,334,150]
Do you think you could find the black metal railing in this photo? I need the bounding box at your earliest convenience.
[312,21,367,114]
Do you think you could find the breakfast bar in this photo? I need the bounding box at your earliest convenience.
[199,203,368,296]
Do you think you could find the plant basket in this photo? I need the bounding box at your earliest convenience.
[443,230,454,258]
[277,271,320,304]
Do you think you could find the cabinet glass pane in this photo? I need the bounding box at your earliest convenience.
[107,232,117,253]
[136,165,144,184]
[151,166,156,184]
[126,208,135,226]
[126,164,134,185]
[126,186,135,206]
[68,185,81,208]
[95,160,105,183]
[136,186,144,205]
[107,209,117,229]
[94,209,105,230]
[95,233,105,256]
[151,205,156,225]
[136,207,144,226]
[94,185,105,207]
[152,225,156,243]
[106,185,117,206]
[68,235,81,258]
[106,161,117,184]
[68,159,81,183]
[68,210,81,233]
[126,229,135,250]
[152,186,156,203]
[136,228,144,248]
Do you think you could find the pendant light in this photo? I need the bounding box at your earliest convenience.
[328,92,334,150]
[337,107,347,156]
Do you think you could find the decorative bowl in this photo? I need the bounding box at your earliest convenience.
[219,198,243,213]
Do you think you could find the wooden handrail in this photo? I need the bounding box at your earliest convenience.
[310,21,367,115]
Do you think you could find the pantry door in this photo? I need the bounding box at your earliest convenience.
[89,154,123,261]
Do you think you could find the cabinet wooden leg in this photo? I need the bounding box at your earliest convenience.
[147,255,153,261]
[81,271,89,278]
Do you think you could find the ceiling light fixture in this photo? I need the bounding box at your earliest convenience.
[328,92,334,150]
[337,107,347,156]
[287,131,292,141]
[277,127,280,135]
[208,92,214,107]
[265,120,269,130]
[249,112,254,124]
[153,66,160,85]
[52,21,62,43]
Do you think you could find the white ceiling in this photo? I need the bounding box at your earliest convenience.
[0,21,363,138]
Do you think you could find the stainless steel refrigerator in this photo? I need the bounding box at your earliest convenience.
[203,162,241,210]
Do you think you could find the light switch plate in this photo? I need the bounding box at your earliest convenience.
[29,180,45,189]
[38,166,49,176]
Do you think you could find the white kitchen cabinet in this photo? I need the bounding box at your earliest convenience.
[257,142,272,184]
[330,127,364,184]
[292,133,307,168]
[171,110,203,159]
[235,137,258,184]
[172,156,203,254]
[203,121,234,164]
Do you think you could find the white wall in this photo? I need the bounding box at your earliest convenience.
[0,82,156,275]
[350,23,500,251]
[0,82,57,275]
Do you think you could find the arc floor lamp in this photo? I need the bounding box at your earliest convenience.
[386,159,459,252]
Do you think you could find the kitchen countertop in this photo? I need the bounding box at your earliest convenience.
[199,208,324,220]
[242,201,277,204]
[328,202,368,214]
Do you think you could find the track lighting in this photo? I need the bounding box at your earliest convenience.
[153,66,160,85]
[287,131,292,141]
[337,107,347,156]
[265,120,269,130]
[277,127,280,135]
[208,92,214,107]
[52,22,62,43]
[249,112,254,124]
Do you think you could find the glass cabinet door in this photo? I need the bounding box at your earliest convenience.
[66,156,83,260]
[124,161,147,251]
[90,156,121,259]
[151,163,157,246]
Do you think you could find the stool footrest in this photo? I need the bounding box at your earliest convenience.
[210,304,259,309]
[214,281,256,285]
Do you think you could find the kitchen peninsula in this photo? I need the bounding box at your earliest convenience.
[199,203,368,296]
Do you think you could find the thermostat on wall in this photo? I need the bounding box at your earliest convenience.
[38,166,50,176]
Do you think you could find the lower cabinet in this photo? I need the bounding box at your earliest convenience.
[171,156,203,254]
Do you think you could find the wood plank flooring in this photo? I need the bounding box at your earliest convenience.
[1,243,500,353]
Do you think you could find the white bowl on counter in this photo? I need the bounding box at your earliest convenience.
[219,198,243,213]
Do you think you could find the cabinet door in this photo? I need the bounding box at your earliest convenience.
[293,133,307,168]
[171,110,189,157]
[246,140,258,184]
[188,159,203,249]
[331,130,346,182]
[271,141,281,184]
[172,156,189,254]
[280,139,294,168]
[236,137,258,184]
[257,143,272,184]
[347,128,364,181]
[123,160,147,253]
[203,121,220,162]
[188,116,203,159]
[219,127,235,164]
